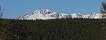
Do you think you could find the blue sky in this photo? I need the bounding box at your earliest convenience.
[0,0,106,18]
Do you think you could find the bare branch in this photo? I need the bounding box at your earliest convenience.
[0,5,4,18]
[0,5,1,12]
[0,8,4,17]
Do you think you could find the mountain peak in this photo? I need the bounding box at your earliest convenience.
[34,9,51,14]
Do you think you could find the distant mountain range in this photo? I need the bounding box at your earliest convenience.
[18,9,103,20]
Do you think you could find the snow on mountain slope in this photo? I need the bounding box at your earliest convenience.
[88,13,103,19]
[18,9,62,20]
[18,9,103,20]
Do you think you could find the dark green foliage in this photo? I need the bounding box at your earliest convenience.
[0,18,106,40]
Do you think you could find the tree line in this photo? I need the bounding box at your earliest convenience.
[0,18,106,40]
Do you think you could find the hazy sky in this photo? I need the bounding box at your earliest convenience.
[0,0,106,18]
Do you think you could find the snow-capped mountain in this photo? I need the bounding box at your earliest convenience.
[18,9,103,20]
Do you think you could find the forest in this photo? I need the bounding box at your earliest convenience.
[0,18,106,40]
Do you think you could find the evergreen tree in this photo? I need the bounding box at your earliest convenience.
[101,2,106,17]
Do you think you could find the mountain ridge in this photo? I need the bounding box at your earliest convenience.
[18,9,103,20]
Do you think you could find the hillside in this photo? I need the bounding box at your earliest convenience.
[0,18,106,40]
